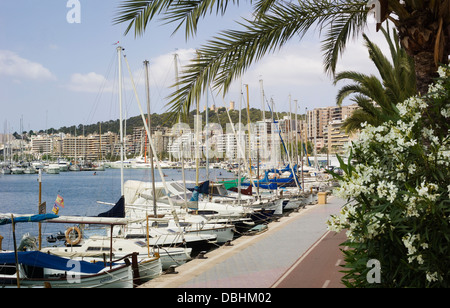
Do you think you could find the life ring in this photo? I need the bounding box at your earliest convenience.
[65,226,82,246]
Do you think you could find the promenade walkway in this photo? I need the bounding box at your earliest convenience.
[140,196,346,288]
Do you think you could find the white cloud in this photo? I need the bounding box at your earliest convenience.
[245,44,327,88]
[0,50,55,80]
[66,72,114,93]
[65,49,196,95]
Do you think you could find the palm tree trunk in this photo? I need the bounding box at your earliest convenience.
[413,51,439,95]
[396,9,449,96]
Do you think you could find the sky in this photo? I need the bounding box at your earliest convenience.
[0,0,389,133]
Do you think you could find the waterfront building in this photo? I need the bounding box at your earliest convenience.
[306,104,359,153]
[28,132,119,161]
[20,103,360,163]
[31,135,54,156]
[325,120,357,154]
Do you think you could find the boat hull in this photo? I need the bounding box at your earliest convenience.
[0,263,134,288]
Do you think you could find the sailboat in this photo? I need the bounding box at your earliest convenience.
[0,213,138,288]
[45,196,192,270]
[111,54,235,251]
[45,47,191,272]
[125,180,251,222]
[0,250,137,288]
[1,165,11,175]
[10,165,24,174]
[41,236,186,274]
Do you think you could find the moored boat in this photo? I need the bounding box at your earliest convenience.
[0,250,135,288]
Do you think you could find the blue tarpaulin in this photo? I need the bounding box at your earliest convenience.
[0,214,58,226]
[0,251,107,274]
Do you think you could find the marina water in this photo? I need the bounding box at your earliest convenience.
[0,167,230,251]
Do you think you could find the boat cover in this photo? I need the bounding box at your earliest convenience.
[241,181,278,190]
[0,214,58,226]
[218,177,246,189]
[0,251,107,274]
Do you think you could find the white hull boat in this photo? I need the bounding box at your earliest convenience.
[10,167,24,174]
[46,164,60,174]
[0,251,135,288]
[42,235,190,272]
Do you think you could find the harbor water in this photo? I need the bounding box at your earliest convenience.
[0,167,231,251]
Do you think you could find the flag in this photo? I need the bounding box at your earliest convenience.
[52,204,59,215]
[113,41,119,45]
[55,195,64,208]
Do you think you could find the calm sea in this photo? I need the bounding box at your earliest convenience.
[0,166,231,251]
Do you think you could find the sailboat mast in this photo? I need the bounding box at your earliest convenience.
[38,169,42,250]
[259,79,266,167]
[195,52,201,186]
[11,215,20,288]
[289,95,293,161]
[122,51,185,242]
[237,79,242,205]
[174,53,188,208]
[144,60,157,217]
[205,87,209,182]
[117,46,124,196]
[245,84,252,171]
[295,100,299,167]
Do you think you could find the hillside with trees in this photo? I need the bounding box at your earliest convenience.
[30,108,297,136]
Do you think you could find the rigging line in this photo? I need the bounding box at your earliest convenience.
[148,56,180,116]
[108,58,119,125]
[85,50,117,125]
[207,85,224,125]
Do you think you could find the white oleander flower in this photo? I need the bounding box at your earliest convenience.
[417,181,439,201]
[426,272,439,283]
[441,107,450,118]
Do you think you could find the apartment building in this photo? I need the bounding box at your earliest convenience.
[306,104,359,153]
[31,135,54,155]
[30,132,118,161]
[26,103,358,162]
[325,119,357,154]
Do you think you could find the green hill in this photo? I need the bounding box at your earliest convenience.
[39,108,301,136]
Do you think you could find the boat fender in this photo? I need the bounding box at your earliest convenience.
[65,226,82,246]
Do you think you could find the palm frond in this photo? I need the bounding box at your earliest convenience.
[322,4,368,76]
[342,108,377,133]
[115,0,370,118]
[164,2,319,119]
[113,0,173,37]
[165,1,371,119]
[114,0,240,38]
[252,0,279,18]
[334,23,416,132]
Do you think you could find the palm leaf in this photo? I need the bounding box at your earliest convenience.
[334,24,416,132]
[113,0,173,37]
[166,1,370,119]
[322,5,368,76]
[114,0,240,38]
[115,0,369,119]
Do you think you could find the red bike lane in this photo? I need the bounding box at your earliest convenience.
[272,230,347,288]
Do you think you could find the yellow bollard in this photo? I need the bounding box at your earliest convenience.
[318,192,327,204]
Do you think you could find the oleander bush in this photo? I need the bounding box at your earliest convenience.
[327,65,450,287]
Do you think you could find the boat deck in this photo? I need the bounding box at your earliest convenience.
[139,196,346,288]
